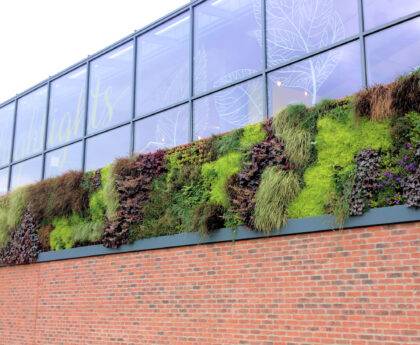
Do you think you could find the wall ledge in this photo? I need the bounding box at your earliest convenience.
[37,205,420,263]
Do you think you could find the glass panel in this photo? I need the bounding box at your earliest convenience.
[13,86,47,161]
[85,125,130,171]
[268,41,362,114]
[44,142,83,178]
[136,13,190,116]
[0,168,8,195]
[266,0,359,68]
[193,77,264,139]
[0,103,15,166]
[47,67,86,148]
[10,156,42,190]
[135,105,189,153]
[363,0,420,30]
[366,18,420,85]
[194,0,262,94]
[88,42,133,134]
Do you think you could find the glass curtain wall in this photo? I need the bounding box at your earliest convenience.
[0,0,418,193]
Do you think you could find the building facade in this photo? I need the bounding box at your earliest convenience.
[0,0,419,193]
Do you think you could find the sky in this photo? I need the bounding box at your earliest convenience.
[0,0,189,103]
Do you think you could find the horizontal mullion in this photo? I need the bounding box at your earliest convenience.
[362,11,420,37]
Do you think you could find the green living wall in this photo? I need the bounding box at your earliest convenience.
[0,71,419,266]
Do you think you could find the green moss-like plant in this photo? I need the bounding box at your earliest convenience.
[254,167,301,232]
[50,214,102,251]
[201,152,243,207]
[288,106,391,218]
[239,123,267,149]
[214,128,243,156]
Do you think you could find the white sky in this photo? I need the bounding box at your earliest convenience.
[0,0,189,103]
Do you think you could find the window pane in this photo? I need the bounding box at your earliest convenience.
[136,13,190,116]
[268,41,362,114]
[44,142,83,178]
[85,125,130,171]
[88,43,133,134]
[10,156,42,190]
[366,18,420,85]
[47,67,86,148]
[0,103,15,166]
[0,168,8,195]
[363,0,420,30]
[193,77,264,139]
[14,87,47,161]
[194,0,262,94]
[266,0,359,68]
[135,105,189,153]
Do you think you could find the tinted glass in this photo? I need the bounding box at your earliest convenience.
[194,0,262,94]
[14,87,47,161]
[47,67,86,148]
[364,0,420,29]
[88,42,133,134]
[85,125,130,171]
[44,142,83,178]
[10,156,42,190]
[0,168,8,195]
[0,103,15,166]
[266,0,359,68]
[366,18,420,85]
[193,77,264,139]
[136,13,190,116]
[135,105,189,153]
[268,41,362,114]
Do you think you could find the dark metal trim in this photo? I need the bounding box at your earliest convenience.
[37,205,420,263]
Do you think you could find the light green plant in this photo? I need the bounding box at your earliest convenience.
[254,167,301,232]
[50,214,102,251]
[288,108,391,218]
[239,123,267,149]
[201,152,242,207]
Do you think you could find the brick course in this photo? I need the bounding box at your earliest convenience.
[0,222,419,345]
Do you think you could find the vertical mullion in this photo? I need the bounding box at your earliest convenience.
[189,5,194,142]
[130,37,138,156]
[81,61,91,172]
[7,98,18,191]
[358,0,368,88]
[41,81,52,180]
[261,0,269,119]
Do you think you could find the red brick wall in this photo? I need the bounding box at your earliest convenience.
[0,222,419,345]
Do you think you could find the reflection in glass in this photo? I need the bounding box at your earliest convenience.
[266,0,359,68]
[0,168,8,195]
[194,0,262,94]
[363,0,420,30]
[44,142,83,178]
[48,67,86,148]
[0,103,15,166]
[135,105,189,153]
[85,125,130,171]
[88,43,133,134]
[366,18,420,85]
[268,41,362,114]
[194,77,264,139]
[13,87,47,161]
[136,13,190,116]
[10,156,42,190]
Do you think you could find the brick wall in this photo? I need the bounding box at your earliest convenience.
[0,222,419,345]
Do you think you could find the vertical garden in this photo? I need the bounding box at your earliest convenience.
[0,71,419,266]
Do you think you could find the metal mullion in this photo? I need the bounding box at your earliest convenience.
[81,60,91,172]
[261,0,268,119]
[189,5,195,142]
[363,11,420,37]
[130,37,138,156]
[358,0,368,88]
[7,97,18,191]
[41,80,52,180]
[8,153,44,168]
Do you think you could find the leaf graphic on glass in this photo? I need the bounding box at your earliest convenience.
[213,69,263,127]
[258,0,346,104]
